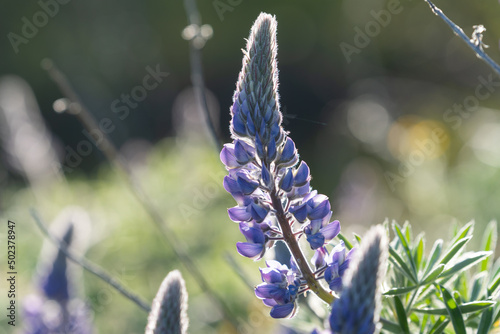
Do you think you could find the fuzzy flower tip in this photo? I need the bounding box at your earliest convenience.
[41,224,73,301]
[221,12,343,317]
[23,222,93,334]
[145,270,189,334]
[329,226,388,334]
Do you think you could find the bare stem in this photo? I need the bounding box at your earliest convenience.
[41,59,237,326]
[423,0,500,77]
[182,0,223,151]
[270,191,334,305]
[31,209,151,312]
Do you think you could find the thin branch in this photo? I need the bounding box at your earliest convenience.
[182,0,223,151]
[31,209,151,312]
[423,0,500,76]
[41,59,238,327]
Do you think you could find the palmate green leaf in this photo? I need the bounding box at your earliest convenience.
[437,284,466,334]
[389,246,418,283]
[393,222,418,278]
[384,285,418,296]
[439,236,471,266]
[414,301,495,315]
[480,221,497,272]
[423,239,443,277]
[427,316,449,334]
[421,264,445,285]
[394,296,410,334]
[439,251,492,279]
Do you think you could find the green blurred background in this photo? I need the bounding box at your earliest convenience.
[1,0,500,333]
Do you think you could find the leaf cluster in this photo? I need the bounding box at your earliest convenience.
[380,221,500,334]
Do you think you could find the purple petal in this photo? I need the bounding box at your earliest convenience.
[306,233,325,250]
[308,219,323,235]
[290,203,308,223]
[231,100,240,115]
[236,242,264,258]
[320,220,341,241]
[279,168,294,192]
[255,134,264,159]
[267,138,277,161]
[339,259,350,277]
[232,112,247,136]
[329,241,347,265]
[307,197,331,220]
[236,175,259,195]
[293,182,311,197]
[270,303,296,319]
[240,99,250,116]
[234,140,253,164]
[249,203,268,223]
[324,263,339,283]
[278,138,297,165]
[220,144,240,168]
[247,114,256,136]
[271,123,282,144]
[255,284,287,300]
[293,161,310,187]
[223,175,240,194]
[228,206,252,222]
[266,260,286,271]
[239,223,265,244]
[312,247,328,269]
[261,164,272,189]
[329,277,343,294]
[260,268,284,284]
[262,298,277,307]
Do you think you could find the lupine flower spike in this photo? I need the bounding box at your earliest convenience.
[221,12,347,318]
[145,270,189,334]
[23,220,92,334]
[329,225,388,334]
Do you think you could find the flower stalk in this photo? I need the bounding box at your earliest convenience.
[270,190,334,304]
[221,12,345,317]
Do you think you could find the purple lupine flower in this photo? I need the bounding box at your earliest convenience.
[23,216,93,334]
[255,260,301,318]
[324,241,355,294]
[40,225,73,301]
[23,295,92,334]
[329,226,388,334]
[221,12,342,314]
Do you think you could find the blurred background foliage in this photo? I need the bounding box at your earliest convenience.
[1,0,500,333]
